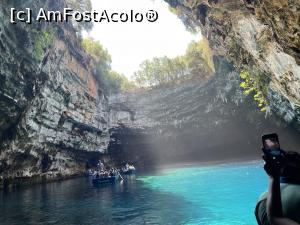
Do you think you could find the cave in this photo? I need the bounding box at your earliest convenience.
[0,0,300,224]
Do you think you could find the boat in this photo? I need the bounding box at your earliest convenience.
[92,174,120,186]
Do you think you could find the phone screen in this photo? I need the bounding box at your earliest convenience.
[263,137,280,150]
[262,133,284,160]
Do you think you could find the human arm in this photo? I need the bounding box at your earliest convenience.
[264,157,300,225]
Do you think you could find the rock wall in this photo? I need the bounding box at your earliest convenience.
[0,0,110,187]
[108,57,300,167]
[164,0,300,130]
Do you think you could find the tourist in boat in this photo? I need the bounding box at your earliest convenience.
[97,160,105,171]
[109,169,115,177]
[255,151,300,225]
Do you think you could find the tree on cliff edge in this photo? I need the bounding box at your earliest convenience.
[133,38,215,87]
[82,37,136,93]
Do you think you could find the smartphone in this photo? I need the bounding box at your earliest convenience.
[262,133,284,159]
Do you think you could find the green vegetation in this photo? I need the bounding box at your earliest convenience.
[82,37,111,73]
[108,71,136,92]
[82,38,136,93]
[31,28,54,60]
[240,70,269,111]
[133,38,214,87]
[186,38,215,76]
[133,56,185,87]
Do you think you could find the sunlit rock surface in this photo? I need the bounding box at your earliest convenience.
[164,0,300,130]
[108,57,300,166]
[0,0,110,186]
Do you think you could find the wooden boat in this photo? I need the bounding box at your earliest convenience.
[92,174,120,186]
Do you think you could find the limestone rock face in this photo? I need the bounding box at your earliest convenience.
[164,0,300,130]
[0,0,110,185]
[108,57,300,166]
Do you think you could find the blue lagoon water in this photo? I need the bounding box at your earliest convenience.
[0,161,268,225]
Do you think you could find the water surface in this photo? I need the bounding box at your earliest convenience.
[0,161,267,225]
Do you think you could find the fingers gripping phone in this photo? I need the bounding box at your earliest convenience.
[262,133,285,162]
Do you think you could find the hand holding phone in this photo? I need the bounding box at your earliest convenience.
[262,133,285,164]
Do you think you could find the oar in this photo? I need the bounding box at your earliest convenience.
[118,171,124,181]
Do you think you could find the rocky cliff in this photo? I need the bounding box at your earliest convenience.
[164,0,300,130]
[0,0,110,187]
[108,57,300,166]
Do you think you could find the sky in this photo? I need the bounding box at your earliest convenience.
[86,0,201,79]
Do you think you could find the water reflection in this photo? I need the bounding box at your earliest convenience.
[0,175,203,225]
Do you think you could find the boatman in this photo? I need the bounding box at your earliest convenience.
[97,160,105,171]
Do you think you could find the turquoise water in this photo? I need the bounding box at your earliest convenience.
[139,161,268,225]
[0,161,268,225]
